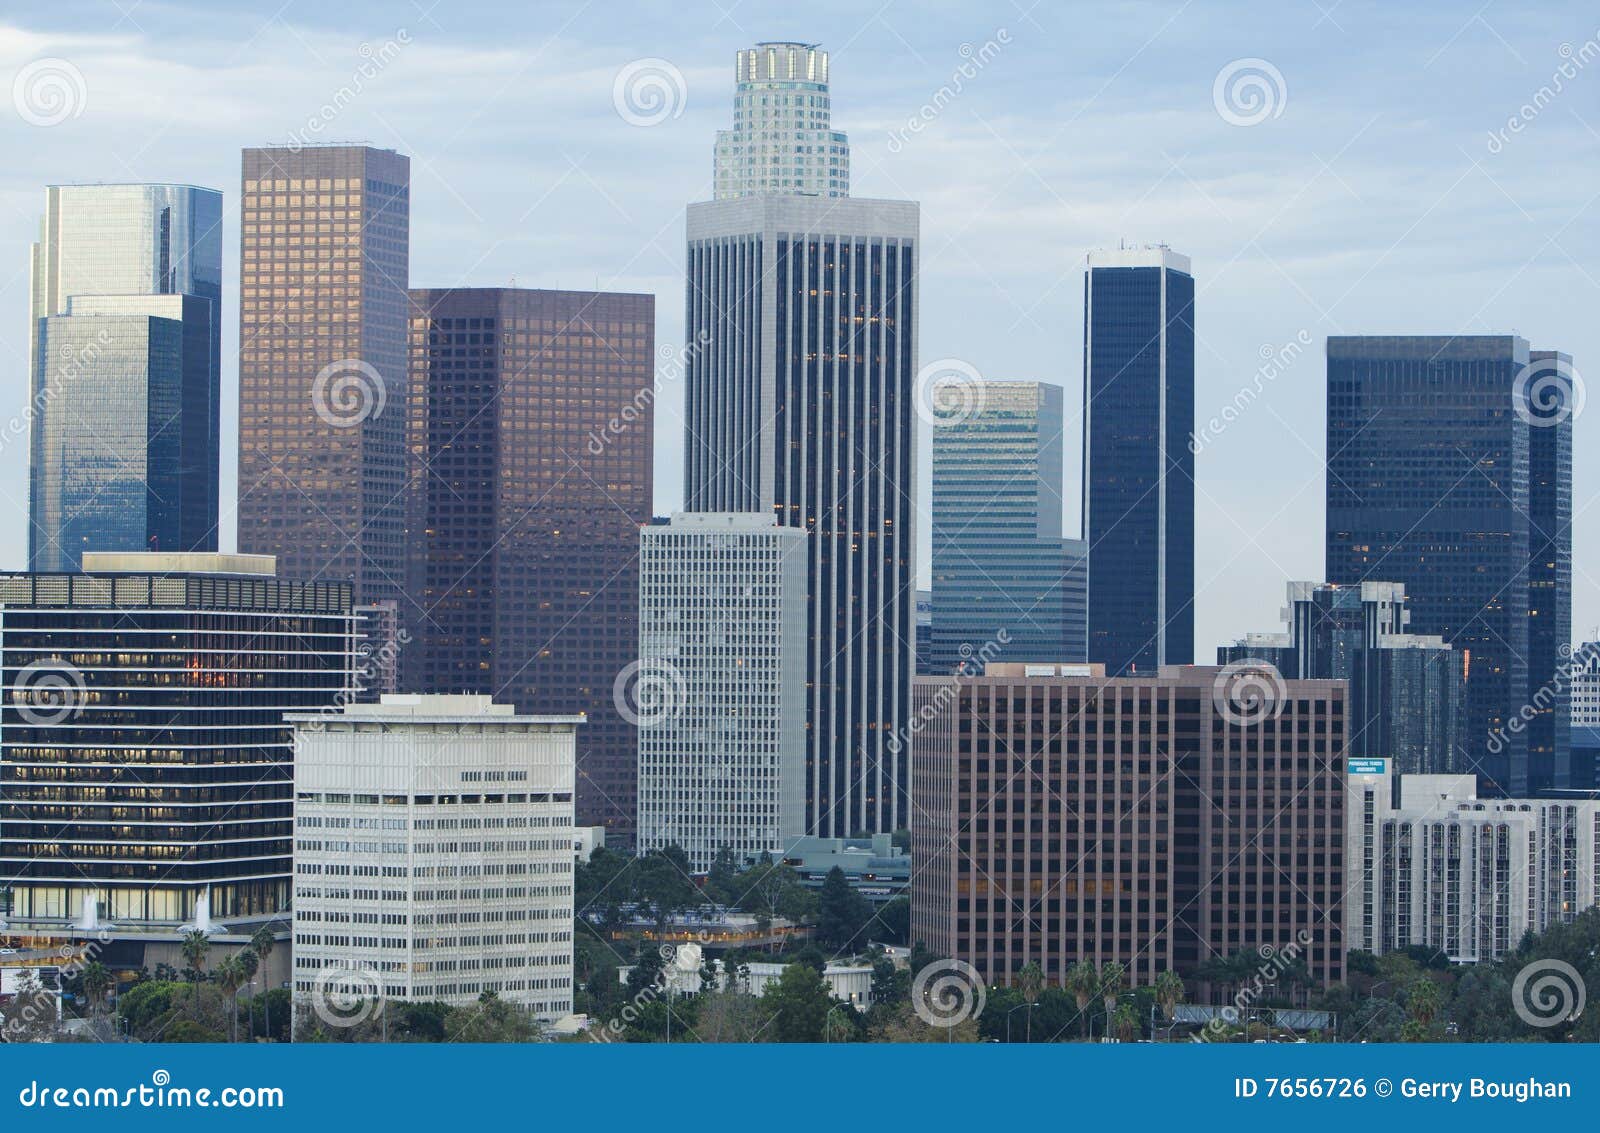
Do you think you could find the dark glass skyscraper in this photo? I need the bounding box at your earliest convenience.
[1082,247,1194,675]
[237,146,410,610]
[685,194,918,837]
[1220,581,1466,775]
[29,184,222,571]
[407,287,654,844]
[1325,335,1571,794]
[930,380,1085,673]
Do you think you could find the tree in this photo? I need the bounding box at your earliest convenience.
[80,961,112,1033]
[180,930,210,1016]
[1154,970,1185,1031]
[816,867,872,952]
[215,956,246,1042]
[1,971,58,1042]
[1111,1002,1141,1042]
[1099,960,1127,1029]
[1017,961,1044,1043]
[871,895,911,947]
[761,962,835,1042]
[696,988,769,1043]
[1402,976,1441,1041]
[1066,959,1099,1039]
[250,924,277,1040]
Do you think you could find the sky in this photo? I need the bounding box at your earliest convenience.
[1,0,1597,659]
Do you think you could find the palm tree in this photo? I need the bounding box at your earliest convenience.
[80,961,111,1033]
[180,930,210,1017]
[215,956,245,1042]
[1154,969,1185,1035]
[1405,977,1441,1030]
[1016,961,1044,1043]
[1112,1002,1141,1043]
[235,949,259,1040]
[250,925,277,1041]
[1066,959,1098,1039]
[1099,960,1127,1038]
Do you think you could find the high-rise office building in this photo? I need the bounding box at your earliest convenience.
[1526,350,1574,789]
[1220,581,1466,775]
[290,695,579,1018]
[915,589,934,676]
[1326,335,1571,795]
[930,380,1086,674]
[910,663,1346,988]
[1345,769,1599,962]
[0,552,354,941]
[237,146,410,610]
[685,193,918,838]
[406,287,654,844]
[635,513,807,869]
[29,184,222,571]
[714,42,849,199]
[1082,246,1194,676]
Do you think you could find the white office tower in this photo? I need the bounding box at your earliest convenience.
[714,42,849,199]
[1346,770,1600,962]
[636,514,807,869]
[289,695,580,1019]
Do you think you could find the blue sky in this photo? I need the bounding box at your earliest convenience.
[2,0,1597,656]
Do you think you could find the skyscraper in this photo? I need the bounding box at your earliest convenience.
[636,513,808,869]
[0,552,354,937]
[1325,335,1571,795]
[1082,246,1194,676]
[406,286,654,843]
[1526,350,1573,788]
[929,380,1086,673]
[29,184,222,571]
[1220,581,1466,775]
[685,191,918,839]
[686,45,914,838]
[714,42,849,199]
[237,146,410,609]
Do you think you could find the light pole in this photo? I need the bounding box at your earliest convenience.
[1007,1001,1036,1043]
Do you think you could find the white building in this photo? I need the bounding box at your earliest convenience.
[713,42,849,200]
[1346,768,1600,962]
[636,513,807,869]
[289,695,580,1018]
[1570,641,1600,726]
[740,961,874,1011]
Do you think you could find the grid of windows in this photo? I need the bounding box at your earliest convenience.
[714,43,849,200]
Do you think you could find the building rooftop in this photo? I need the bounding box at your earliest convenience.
[82,551,277,577]
[288,693,584,726]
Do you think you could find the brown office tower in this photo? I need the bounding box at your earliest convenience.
[911,663,1346,993]
[237,146,410,618]
[407,288,654,843]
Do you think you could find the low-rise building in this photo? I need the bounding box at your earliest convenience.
[783,834,911,905]
[289,694,580,1018]
[1345,767,1600,961]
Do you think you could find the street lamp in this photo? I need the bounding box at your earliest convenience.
[1007,1001,1036,1043]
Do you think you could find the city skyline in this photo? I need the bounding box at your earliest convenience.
[2,4,1596,660]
